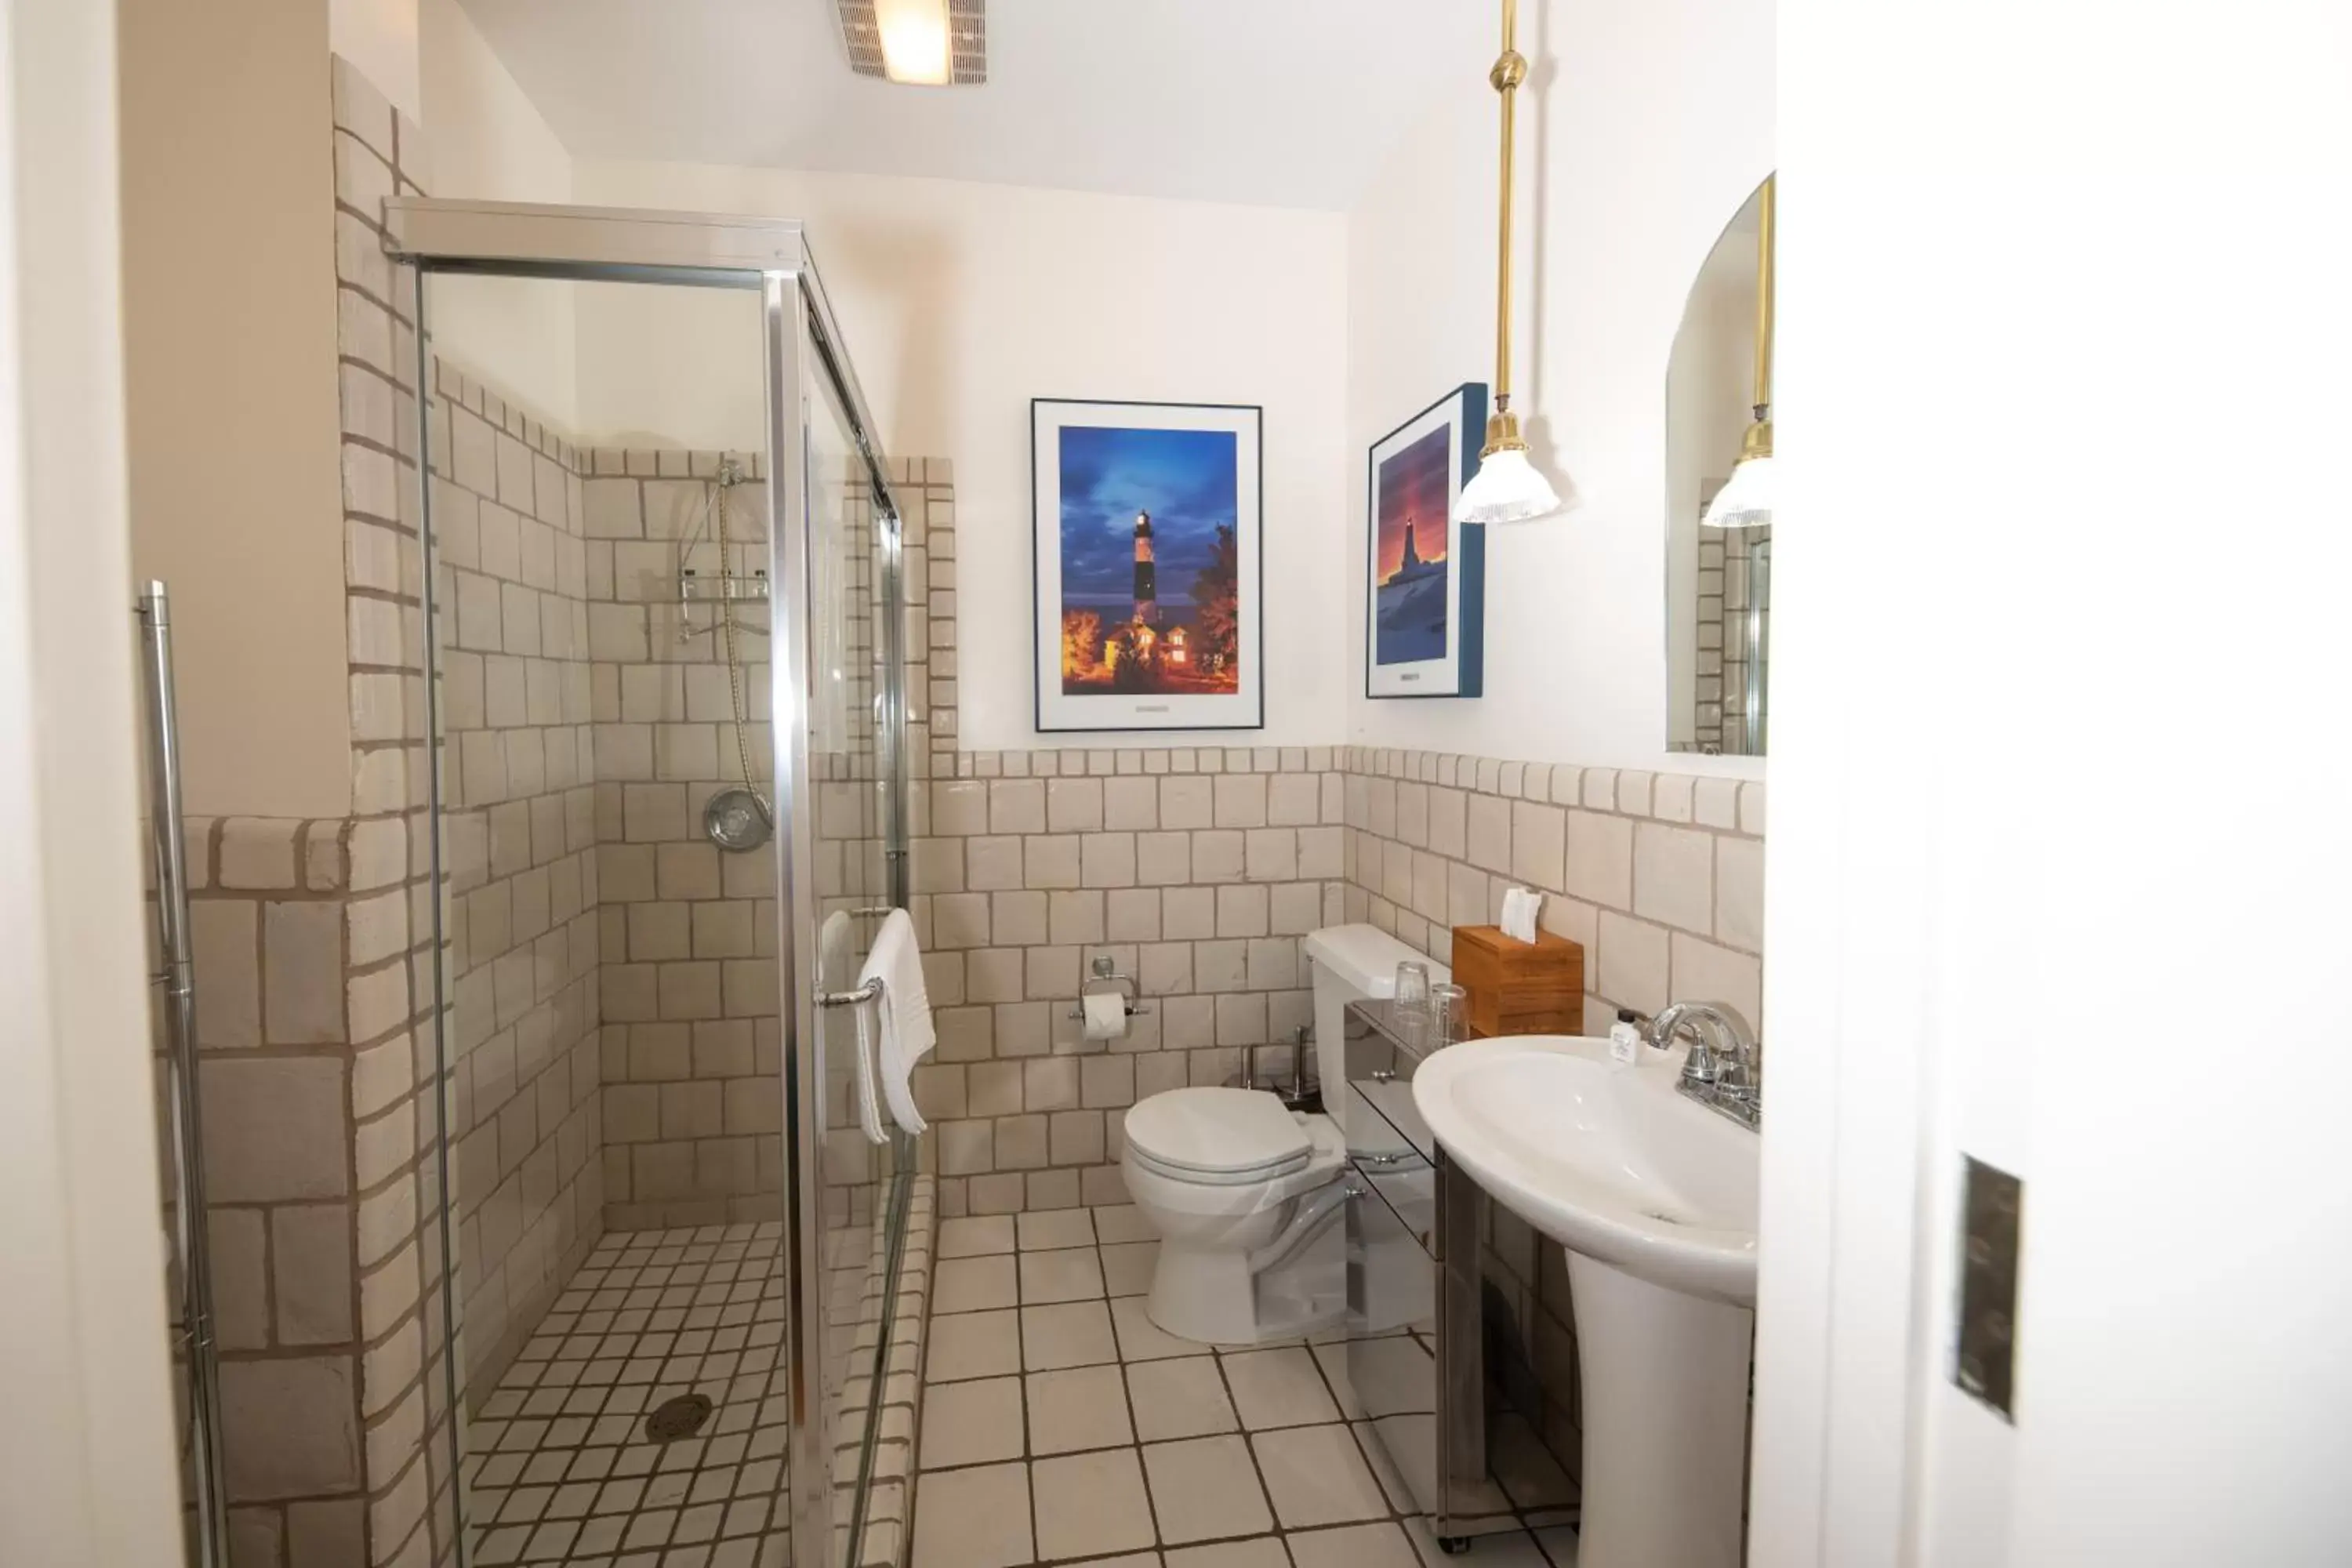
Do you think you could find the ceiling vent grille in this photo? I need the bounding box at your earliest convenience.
[837,0,989,86]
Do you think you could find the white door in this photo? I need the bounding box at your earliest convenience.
[1755,4,2352,1565]
[0,0,190,1563]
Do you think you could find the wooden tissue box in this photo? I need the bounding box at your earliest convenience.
[1450,924,1585,1039]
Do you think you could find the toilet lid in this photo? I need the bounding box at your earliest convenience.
[1125,1088,1314,1179]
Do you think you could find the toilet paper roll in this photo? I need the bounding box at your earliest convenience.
[1080,990,1129,1042]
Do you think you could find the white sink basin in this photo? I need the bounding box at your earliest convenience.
[1414,1033,1761,1566]
[1412,1033,1757,1303]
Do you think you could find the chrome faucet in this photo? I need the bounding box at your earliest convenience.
[1642,1000,1762,1131]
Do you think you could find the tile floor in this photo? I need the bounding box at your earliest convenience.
[911,1207,1581,1568]
[464,1223,795,1567]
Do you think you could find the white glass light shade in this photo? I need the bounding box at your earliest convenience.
[1700,452,1774,529]
[873,0,951,84]
[1454,446,1563,526]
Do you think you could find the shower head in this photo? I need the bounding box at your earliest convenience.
[837,0,987,87]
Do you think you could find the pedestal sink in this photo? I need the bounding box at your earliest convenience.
[1412,1035,1758,1568]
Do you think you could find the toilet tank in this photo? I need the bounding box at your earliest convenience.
[1302,924,1450,1125]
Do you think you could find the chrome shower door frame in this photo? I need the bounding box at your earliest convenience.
[383,197,908,1562]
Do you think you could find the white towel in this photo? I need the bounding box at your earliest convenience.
[858,908,935,1136]
[822,909,886,1145]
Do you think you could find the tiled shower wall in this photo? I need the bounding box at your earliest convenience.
[579,451,792,1231]
[427,358,605,1402]
[332,61,466,1568]
[1693,524,1773,756]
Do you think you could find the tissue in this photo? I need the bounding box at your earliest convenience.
[1080,990,1129,1042]
[1501,886,1544,942]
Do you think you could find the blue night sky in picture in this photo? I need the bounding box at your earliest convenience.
[1058,425,1237,615]
[1374,424,1451,665]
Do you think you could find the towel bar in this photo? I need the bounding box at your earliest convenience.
[819,977,883,1008]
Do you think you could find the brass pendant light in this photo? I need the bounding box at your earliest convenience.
[1702,176,1776,529]
[1454,0,1564,526]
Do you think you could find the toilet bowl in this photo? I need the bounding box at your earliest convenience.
[1120,923,1449,1345]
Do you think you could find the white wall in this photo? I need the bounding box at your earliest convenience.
[572,158,1352,750]
[1345,0,1774,775]
[0,0,185,1559]
[417,0,577,427]
[570,274,762,451]
[120,0,353,820]
[1755,3,2352,1565]
[329,0,419,122]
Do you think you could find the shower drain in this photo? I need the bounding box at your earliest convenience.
[645,1393,715,1443]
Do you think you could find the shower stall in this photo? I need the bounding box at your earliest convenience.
[383,199,921,1566]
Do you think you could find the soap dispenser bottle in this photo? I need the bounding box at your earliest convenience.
[1609,1007,1642,1064]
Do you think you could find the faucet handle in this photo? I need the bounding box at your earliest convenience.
[1681,1034,1720,1087]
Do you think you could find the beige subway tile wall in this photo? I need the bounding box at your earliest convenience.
[330,62,469,1568]
[174,818,372,1563]
[906,747,1347,1219]
[904,492,1767,1224]
[427,353,605,1401]
[1340,751,1766,1029]
[580,445,919,1229]
[583,444,789,1229]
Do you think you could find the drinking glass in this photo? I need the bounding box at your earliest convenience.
[1393,960,1431,1048]
[1432,982,1468,1049]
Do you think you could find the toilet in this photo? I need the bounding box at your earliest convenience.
[1121,924,1448,1345]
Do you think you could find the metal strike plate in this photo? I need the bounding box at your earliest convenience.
[1954,1155,2022,1421]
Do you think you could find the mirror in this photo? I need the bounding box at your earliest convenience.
[1667,179,1773,755]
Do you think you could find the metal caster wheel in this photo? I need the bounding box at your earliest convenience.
[1438,1538,1472,1555]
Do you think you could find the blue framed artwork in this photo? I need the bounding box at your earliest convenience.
[1032,398,1265,732]
[1366,383,1486,699]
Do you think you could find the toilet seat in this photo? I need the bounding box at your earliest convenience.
[1124,1087,1314,1185]
[1122,1104,1345,1225]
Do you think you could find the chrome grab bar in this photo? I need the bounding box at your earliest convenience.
[820,976,884,1009]
[819,909,898,1007]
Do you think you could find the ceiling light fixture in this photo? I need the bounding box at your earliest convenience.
[1703,176,1776,530]
[1454,0,1563,528]
[837,0,988,87]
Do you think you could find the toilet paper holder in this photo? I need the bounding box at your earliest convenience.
[1066,955,1153,1022]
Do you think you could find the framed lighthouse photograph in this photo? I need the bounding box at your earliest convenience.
[1032,398,1264,732]
[1366,383,1488,699]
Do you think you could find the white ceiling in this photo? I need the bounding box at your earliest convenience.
[454,0,1492,209]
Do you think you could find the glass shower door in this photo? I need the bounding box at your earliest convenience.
[802,358,916,1566]
[385,198,914,1568]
